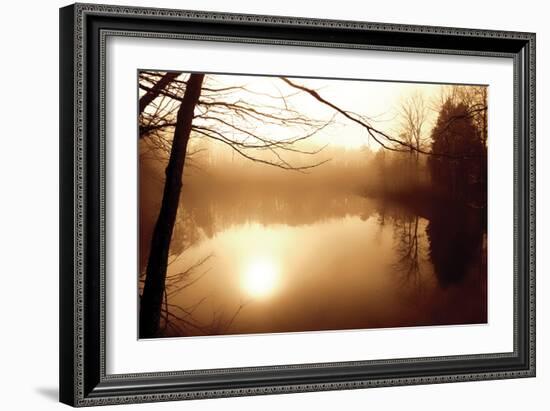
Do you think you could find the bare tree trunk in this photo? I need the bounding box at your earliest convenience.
[139,73,205,338]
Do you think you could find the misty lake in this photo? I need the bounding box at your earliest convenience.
[136,71,489,339]
[153,187,487,337]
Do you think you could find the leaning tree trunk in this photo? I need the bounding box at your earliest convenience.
[139,73,205,338]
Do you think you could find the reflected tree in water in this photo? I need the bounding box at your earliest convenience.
[393,214,424,284]
[426,204,485,288]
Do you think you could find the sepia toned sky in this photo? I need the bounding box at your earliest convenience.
[196,73,448,150]
[139,70,487,174]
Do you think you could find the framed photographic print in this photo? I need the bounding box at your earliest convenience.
[59,3,536,407]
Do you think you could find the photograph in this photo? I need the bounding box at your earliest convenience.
[138,71,488,339]
[56,2,536,406]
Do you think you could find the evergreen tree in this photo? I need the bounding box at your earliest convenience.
[429,100,485,202]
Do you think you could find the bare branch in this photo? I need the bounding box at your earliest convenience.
[280,77,482,159]
[139,71,181,114]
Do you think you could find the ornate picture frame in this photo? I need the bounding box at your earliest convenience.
[59,3,535,406]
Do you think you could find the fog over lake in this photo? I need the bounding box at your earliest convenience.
[138,72,487,338]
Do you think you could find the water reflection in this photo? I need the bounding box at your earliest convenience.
[242,256,280,298]
[155,188,486,337]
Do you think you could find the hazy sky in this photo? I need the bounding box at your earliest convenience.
[198,73,447,150]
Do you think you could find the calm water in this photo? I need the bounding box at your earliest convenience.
[157,188,487,337]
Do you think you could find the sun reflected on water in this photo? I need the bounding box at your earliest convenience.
[242,256,280,298]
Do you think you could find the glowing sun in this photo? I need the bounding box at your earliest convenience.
[242,256,279,298]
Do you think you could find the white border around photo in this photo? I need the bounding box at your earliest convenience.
[106,36,514,375]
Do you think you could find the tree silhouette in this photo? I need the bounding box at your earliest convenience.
[428,99,485,201]
[138,72,333,337]
[140,74,205,338]
[398,92,430,185]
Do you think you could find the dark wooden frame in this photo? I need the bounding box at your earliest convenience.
[59,3,536,407]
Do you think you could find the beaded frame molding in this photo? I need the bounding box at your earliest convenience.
[59,3,536,407]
